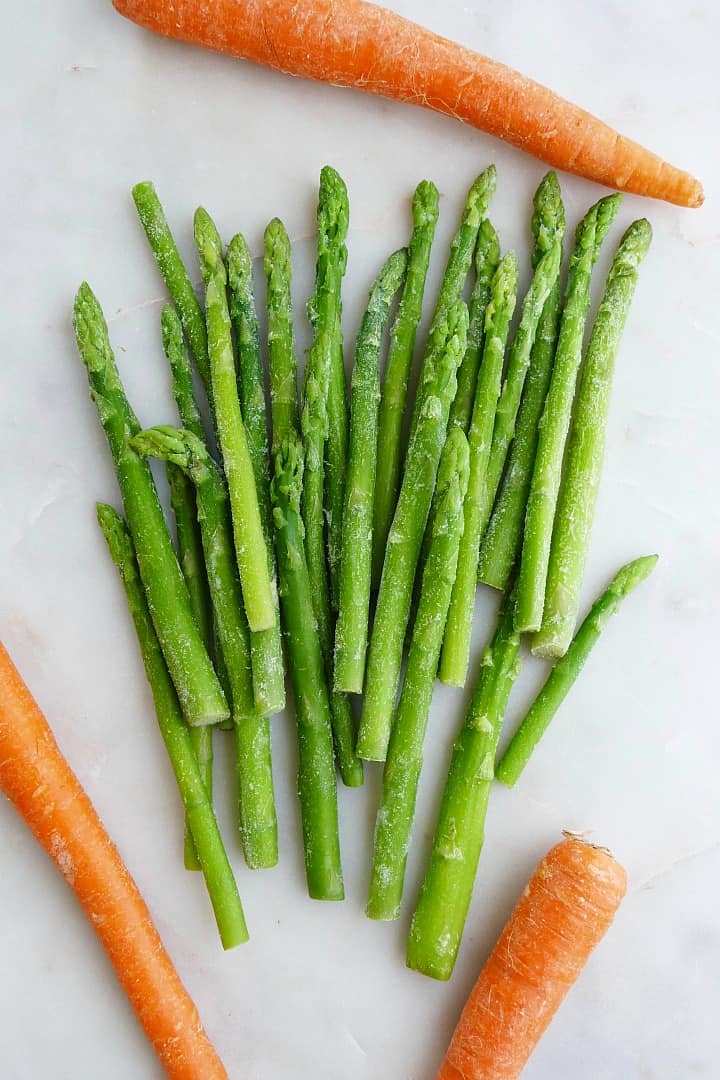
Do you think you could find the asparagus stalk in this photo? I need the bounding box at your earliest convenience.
[515,194,622,632]
[438,254,519,687]
[367,428,470,921]
[533,219,652,658]
[301,172,363,785]
[132,426,279,869]
[167,462,215,870]
[162,303,233,731]
[449,219,501,433]
[194,208,276,635]
[480,235,563,521]
[161,305,215,869]
[264,218,300,451]
[372,180,439,588]
[407,587,521,980]
[132,181,211,392]
[97,504,248,949]
[226,232,286,716]
[498,555,658,786]
[305,166,350,610]
[73,284,227,727]
[408,167,497,443]
[477,173,566,591]
[334,249,408,694]
[358,300,469,761]
[271,435,344,899]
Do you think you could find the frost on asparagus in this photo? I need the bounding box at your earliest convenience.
[516,193,622,633]
[372,180,439,586]
[367,427,470,921]
[335,248,408,695]
[532,218,652,659]
[478,171,566,591]
[439,253,519,688]
[358,299,469,761]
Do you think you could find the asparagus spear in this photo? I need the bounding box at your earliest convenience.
[160,305,215,869]
[161,304,207,441]
[162,302,233,731]
[372,180,439,588]
[132,427,279,869]
[438,254,519,687]
[498,555,658,786]
[533,219,652,658]
[226,232,286,716]
[477,173,566,591]
[334,249,408,694]
[134,427,275,864]
[264,218,300,451]
[357,300,469,761]
[408,167,497,443]
[305,166,350,610]
[408,587,521,980]
[515,194,622,632]
[97,504,248,948]
[166,462,215,870]
[194,208,276,635]
[449,218,501,433]
[272,435,344,900]
[367,428,470,921]
[132,181,211,392]
[73,284,227,726]
[301,172,363,784]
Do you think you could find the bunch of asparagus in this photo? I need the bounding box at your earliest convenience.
[73,166,655,968]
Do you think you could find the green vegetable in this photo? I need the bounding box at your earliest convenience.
[367,428,469,921]
[334,249,408,694]
[264,219,300,452]
[408,167,497,443]
[301,170,362,785]
[271,435,344,900]
[438,254,519,687]
[478,173,566,591]
[358,299,469,761]
[226,232,286,716]
[132,426,278,869]
[372,180,439,588]
[167,463,214,870]
[132,182,211,392]
[305,166,350,610]
[449,218,501,433]
[194,208,277,635]
[407,587,521,980]
[97,504,247,949]
[73,283,228,727]
[515,194,622,632]
[498,555,658,786]
[161,305,215,870]
[533,219,652,658]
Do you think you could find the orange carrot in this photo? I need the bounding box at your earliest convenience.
[113,0,703,207]
[0,642,228,1080]
[437,834,627,1080]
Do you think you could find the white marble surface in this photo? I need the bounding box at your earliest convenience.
[1,1,719,1076]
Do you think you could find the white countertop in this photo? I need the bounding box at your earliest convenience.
[1,2,718,1076]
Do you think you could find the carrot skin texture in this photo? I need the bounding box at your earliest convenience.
[437,836,627,1080]
[113,0,703,208]
[0,642,230,1079]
